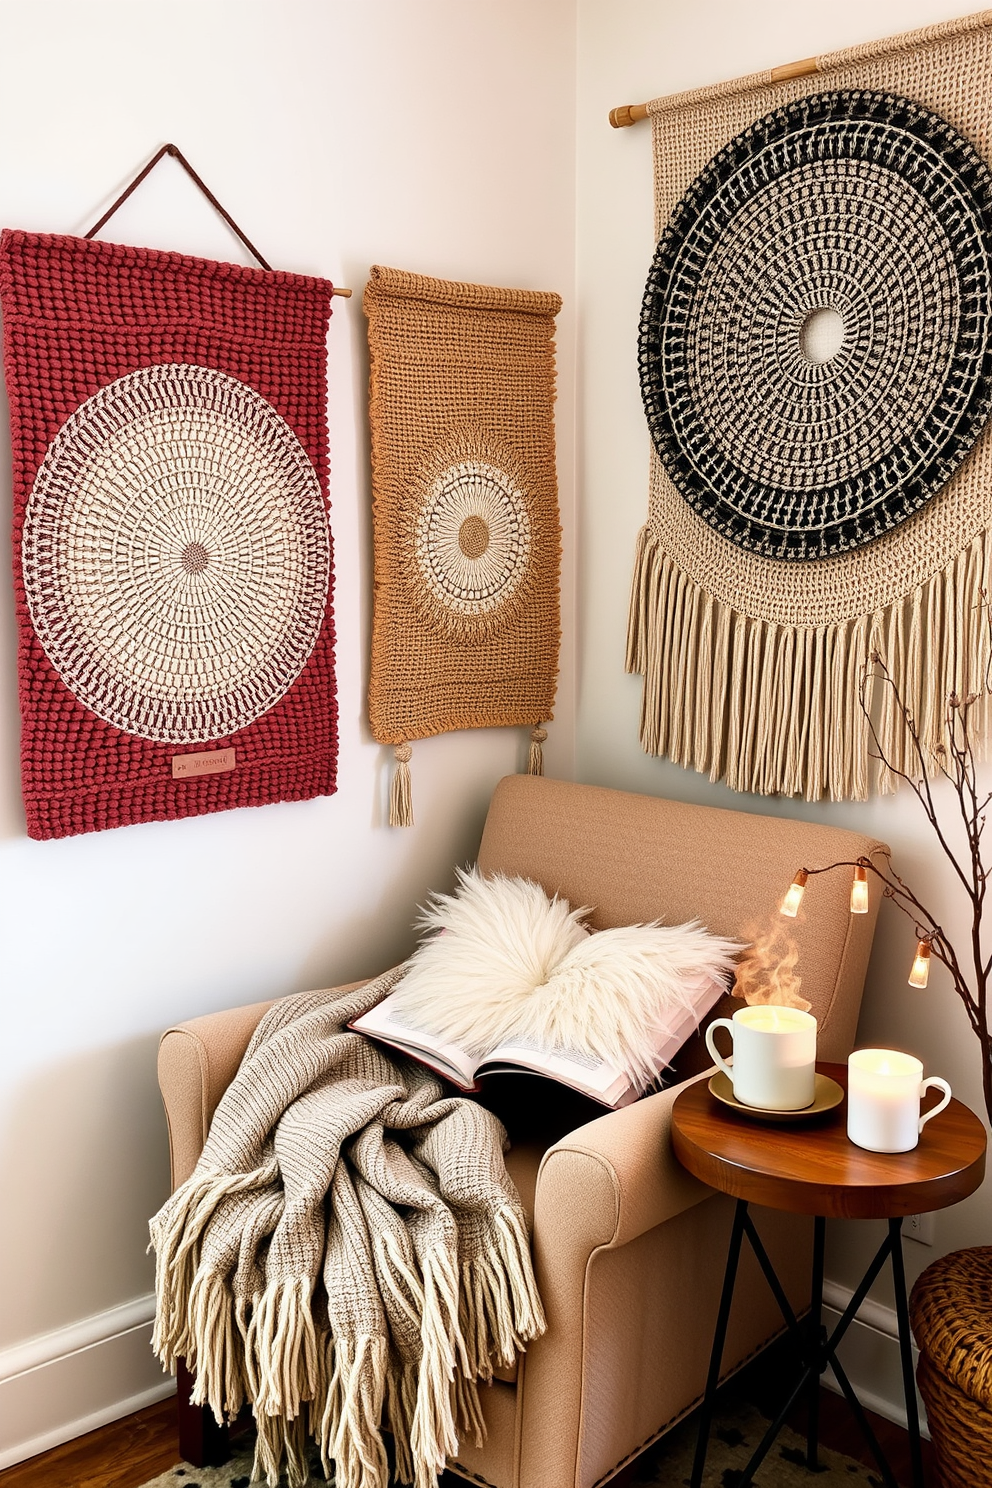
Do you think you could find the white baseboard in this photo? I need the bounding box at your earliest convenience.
[0,1277,927,1470]
[0,1294,176,1471]
[821,1278,929,1440]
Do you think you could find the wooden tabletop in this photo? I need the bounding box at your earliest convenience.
[671,1062,987,1219]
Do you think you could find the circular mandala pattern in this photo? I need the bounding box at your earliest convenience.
[22,363,330,743]
[412,451,532,629]
[639,90,992,561]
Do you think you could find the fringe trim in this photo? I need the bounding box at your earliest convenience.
[410,1246,463,1488]
[148,1164,276,1374]
[314,1335,390,1488]
[152,1188,545,1488]
[187,1272,245,1422]
[246,1275,319,1421]
[254,1408,311,1488]
[384,1356,419,1486]
[626,526,992,800]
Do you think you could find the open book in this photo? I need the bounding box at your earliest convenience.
[351,983,724,1109]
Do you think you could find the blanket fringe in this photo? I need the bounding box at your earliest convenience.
[496,1207,546,1341]
[411,1246,463,1488]
[247,1275,319,1422]
[626,525,992,800]
[316,1335,390,1488]
[384,1357,419,1485]
[149,1165,276,1373]
[187,1272,245,1422]
[254,1408,311,1488]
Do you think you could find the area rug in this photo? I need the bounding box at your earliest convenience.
[136,1399,885,1486]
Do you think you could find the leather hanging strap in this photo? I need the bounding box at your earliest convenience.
[85,142,273,270]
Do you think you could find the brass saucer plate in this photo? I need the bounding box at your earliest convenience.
[708,1070,844,1123]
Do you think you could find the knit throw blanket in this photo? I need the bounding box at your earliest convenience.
[149,970,545,1488]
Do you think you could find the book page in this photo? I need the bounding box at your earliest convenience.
[351,996,480,1089]
[479,1036,631,1105]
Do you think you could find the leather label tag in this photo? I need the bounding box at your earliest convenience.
[171,747,236,779]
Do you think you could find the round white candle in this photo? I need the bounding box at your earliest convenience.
[847,1049,952,1153]
[706,1005,817,1110]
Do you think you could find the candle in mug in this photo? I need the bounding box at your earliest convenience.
[847,1049,952,1153]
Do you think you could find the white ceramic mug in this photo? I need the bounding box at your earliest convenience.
[705,1005,817,1110]
[847,1049,952,1153]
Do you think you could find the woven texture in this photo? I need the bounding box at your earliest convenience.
[640,89,992,562]
[910,1246,992,1488]
[149,969,544,1488]
[0,230,337,839]
[627,12,992,800]
[364,265,561,746]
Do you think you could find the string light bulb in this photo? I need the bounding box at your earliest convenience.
[850,864,869,914]
[780,869,808,918]
[908,940,931,989]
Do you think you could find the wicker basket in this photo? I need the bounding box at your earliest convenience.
[910,1246,992,1488]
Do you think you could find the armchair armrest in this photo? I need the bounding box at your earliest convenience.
[506,1071,716,1488]
[533,1069,713,1252]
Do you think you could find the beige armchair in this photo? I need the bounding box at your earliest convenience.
[157,775,885,1488]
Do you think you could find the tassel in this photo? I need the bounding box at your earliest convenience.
[389,744,414,827]
[526,725,547,776]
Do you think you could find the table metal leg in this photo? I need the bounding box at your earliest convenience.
[742,1208,799,1331]
[889,1217,926,1488]
[691,1207,923,1488]
[806,1217,825,1471]
[690,1198,748,1488]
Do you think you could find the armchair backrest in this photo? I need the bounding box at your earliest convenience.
[477,776,887,1063]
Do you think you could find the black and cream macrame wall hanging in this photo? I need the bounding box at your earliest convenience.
[624,9,992,800]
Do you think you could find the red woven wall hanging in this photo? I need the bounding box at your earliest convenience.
[0,230,338,839]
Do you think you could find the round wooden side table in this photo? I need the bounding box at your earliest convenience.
[671,1061,986,1488]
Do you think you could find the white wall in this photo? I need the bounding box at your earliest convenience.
[0,0,576,1464]
[576,0,992,1428]
[6,0,989,1461]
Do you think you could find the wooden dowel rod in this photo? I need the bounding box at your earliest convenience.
[333,287,353,298]
[609,54,820,126]
[771,56,819,82]
[609,102,651,129]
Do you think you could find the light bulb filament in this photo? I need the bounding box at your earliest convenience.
[908,940,931,989]
[851,864,869,914]
[781,869,808,918]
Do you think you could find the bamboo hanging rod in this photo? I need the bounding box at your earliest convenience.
[609,55,819,127]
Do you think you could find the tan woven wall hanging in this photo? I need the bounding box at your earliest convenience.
[365,266,561,824]
[626,9,992,801]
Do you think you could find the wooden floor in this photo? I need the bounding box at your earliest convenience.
[0,1396,181,1488]
[0,1374,935,1488]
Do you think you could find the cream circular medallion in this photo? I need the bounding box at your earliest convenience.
[412,446,533,634]
[21,363,330,743]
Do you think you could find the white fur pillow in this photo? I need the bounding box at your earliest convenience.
[389,867,741,1088]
